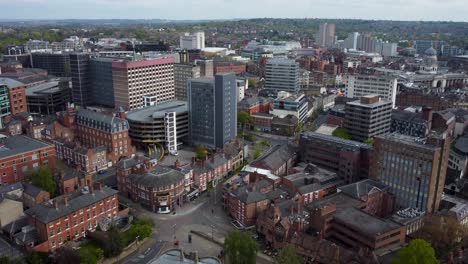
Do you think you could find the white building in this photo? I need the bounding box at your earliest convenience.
[180,32,205,50]
[270,92,309,123]
[345,74,398,108]
[380,42,398,57]
[344,32,359,50]
[236,79,247,102]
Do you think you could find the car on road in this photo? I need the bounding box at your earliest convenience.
[97,170,107,174]
[157,206,171,214]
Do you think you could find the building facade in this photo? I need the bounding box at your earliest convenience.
[112,57,175,110]
[299,132,372,184]
[25,79,71,115]
[0,136,56,186]
[0,78,27,116]
[174,63,200,101]
[371,133,450,213]
[264,58,300,94]
[69,53,91,107]
[270,92,308,123]
[52,138,107,173]
[315,23,336,47]
[180,32,205,50]
[31,53,70,77]
[344,95,392,141]
[188,73,237,149]
[346,75,398,108]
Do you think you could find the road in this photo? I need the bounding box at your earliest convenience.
[118,240,165,264]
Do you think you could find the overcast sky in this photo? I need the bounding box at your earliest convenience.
[1,0,467,22]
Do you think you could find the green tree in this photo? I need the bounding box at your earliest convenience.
[103,226,124,258]
[31,166,56,197]
[253,145,263,159]
[363,138,374,145]
[238,111,249,137]
[332,128,350,140]
[275,244,302,264]
[79,242,103,264]
[248,79,256,88]
[224,230,258,264]
[24,251,50,264]
[195,145,208,160]
[392,239,438,264]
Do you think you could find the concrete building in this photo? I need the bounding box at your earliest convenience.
[180,32,205,50]
[188,73,237,149]
[264,58,300,94]
[195,59,214,78]
[69,53,91,107]
[25,79,71,115]
[126,101,189,151]
[344,32,359,50]
[345,74,398,108]
[299,132,373,184]
[174,63,200,101]
[380,42,398,57]
[23,185,119,252]
[76,110,134,164]
[344,95,392,141]
[270,91,308,123]
[0,136,56,186]
[90,57,114,107]
[112,57,175,110]
[371,133,451,213]
[315,23,336,47]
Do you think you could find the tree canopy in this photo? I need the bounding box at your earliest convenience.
[31,166,56,197]
[238,111,249,125]
[275,244,302,264]
[224,230,258,264]
[195,145,208,160]
[332,128,351,140]
[392,239,438,264]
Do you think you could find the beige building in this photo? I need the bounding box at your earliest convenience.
[113,57,175,110]
[0,198,24,227]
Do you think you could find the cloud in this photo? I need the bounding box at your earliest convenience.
[0,0,466,21]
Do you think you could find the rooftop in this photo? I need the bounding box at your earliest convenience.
[22,183,47,198]
[334,207,403,236]
[25,80,63,96]
[24,186,118,224]
[0,136,52,159]
[129,165,185,188]
[338,179,388,200]
[454,136,468,155]
[308,192,364,210]
[391,110,426,124]
[126,101,188,122]
[300,131,371,149]
[376,133,439,151]
[0,78,24,88]
[250,144,295,173]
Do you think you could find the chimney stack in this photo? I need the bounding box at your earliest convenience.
[175,159,180,169]
[60,170,65,179]
[422,106,433,132]
[64,197,69,207]
[53,199,59,210]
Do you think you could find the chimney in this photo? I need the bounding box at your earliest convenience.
[290,205,294,215]
[422,106,433,131]
[89,184,94,194]
[191,157,196,164]
[118,110,126,120]
[297,201,301,213]
[64,197,69,207]
[60,170,65,179]
[174,159,180,169]
[53,199,59,210]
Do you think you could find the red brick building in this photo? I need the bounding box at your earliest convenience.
[238,97,272,116]
[0,78,27,115]
[56,169,92,195]
[52,138,108,173]
[213,63,246,75]
[76,109,135,164]
[23,184,119,252]
[250,113,274,132]
[22,183,50,209]
[0,136,56,186]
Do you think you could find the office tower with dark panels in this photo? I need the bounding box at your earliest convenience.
[69,53,91,107]
[90,58,115,107]
[31,52,71,77]
[188,73,237,149]
[371,133,450,213]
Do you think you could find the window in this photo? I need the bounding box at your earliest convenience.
[1,163,4,167]
[57,227,61,234]
[50,230,54,237]
[31,154,38,160]
[66,223,70,229]
[21,157,27,163]
[51,240,56,248]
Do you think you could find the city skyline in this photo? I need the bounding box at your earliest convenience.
[2,0,468,22]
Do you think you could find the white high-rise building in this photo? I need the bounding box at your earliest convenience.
[180,31,205,50]
[345,75,398,108]
[264,58,300,93]
[344,32,360,50]
[381,42,398,57]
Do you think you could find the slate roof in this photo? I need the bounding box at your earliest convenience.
[0,136,52,159]
[454,136,468,155]
[0,182,23,197]
[238,97,259,108]
[117,155,149,169]
[22,183,46,197]
[0,77,24,88]
[14,226,38,245]
[334,207,402,236]
[77,109,128,133]
[2,216,28,235]
[250,144,295,172]
[24,187,118,224]
[435,110,456,122]
[128,165,184,188]
[338,179,388,200]
[447,108,468,123]
[391,109,426,124]
[235,186,267,204]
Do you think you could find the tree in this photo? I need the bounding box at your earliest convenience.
[103,226,124,258]
[195,145,208,160]
[414,214,468,257]
[224,230,258,264]
[24,251,50,264]
[363,138,374,145]
[392,239,438,264]
[248,79,256,88]
[79,242,103,264]
[238,111,249,136]
[332,128,350,140]
[31,166,56,197]
[253,145,263,159]
[275,244,302,264]
[55,248,80,264]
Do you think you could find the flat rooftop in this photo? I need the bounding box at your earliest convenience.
[0,136,51,159]
[335,207,403,236]
[377,133,439,151]
[126,100,188,122]
[25,80,62,96]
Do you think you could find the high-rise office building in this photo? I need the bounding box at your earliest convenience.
[113,57,175,110]
[345,74,398,108]
[344,95,392,142]
[357,33,378,53]
[188,73,237,149]
[90,57,115,107]
[264,58,300,94]
[180,32,205,50]
[70,53,91,107]
[371,133,450,213]
[174,63,200,101]
[315,23,336,47]
[31,52,71,77]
